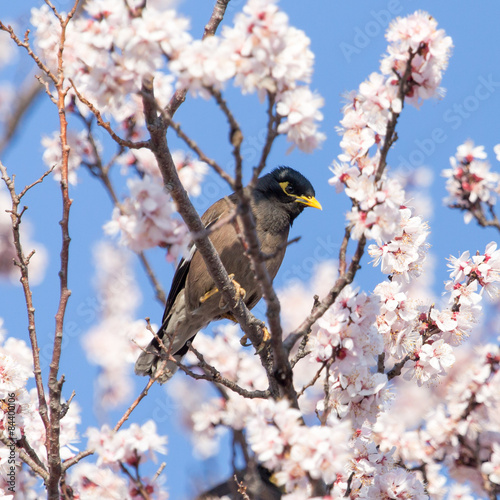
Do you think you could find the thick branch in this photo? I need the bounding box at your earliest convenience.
[141,77,279,396]
[70,80,150,149]
[161,113,234,186]
[46,2,80,497]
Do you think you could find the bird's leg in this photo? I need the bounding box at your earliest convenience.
[199,286,219,304]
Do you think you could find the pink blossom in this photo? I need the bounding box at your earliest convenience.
[482,442,500,484]
[86,420,166,468]
[276,87,325,153]
[104,175,190,258]
[82,242,156,408]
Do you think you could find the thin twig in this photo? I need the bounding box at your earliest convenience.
[297,361,328,399]
[119,461,151,500]
[0,73,42,154]
[210,88,243,185]
[181,343,270,399]
[0,22,58,85]
[69,79,150,149]
[253,92,281,183]
[113,376,157,433]
[159,111,234,187]
[0,162,51,450]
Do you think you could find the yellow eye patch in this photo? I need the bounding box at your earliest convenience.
[279,181,290,195]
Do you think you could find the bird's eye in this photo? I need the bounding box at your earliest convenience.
[285,184,294,194]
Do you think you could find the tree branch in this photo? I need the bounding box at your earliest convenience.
[284,49,418,356]
[0,162,51,450]
[141,76,280,395]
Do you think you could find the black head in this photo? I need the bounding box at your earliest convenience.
[255,166,322,223]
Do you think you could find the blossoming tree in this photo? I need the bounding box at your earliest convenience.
[0,1,499,499]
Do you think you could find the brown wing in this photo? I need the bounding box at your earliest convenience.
[184,196,241,312]
[159,201,227,330]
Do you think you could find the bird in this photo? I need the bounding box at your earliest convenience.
[135,166,322,383]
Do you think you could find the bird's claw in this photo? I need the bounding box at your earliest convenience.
[255,326,271,353]
[240,333,251,347]
[219,274,246,309]
[240,327,271,352]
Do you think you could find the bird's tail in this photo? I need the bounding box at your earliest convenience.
[134,340,179,384]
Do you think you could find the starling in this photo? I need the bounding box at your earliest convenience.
[135,166,321,382]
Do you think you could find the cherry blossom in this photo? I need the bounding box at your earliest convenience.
[104,175,190,258]
[41,130,100,186]
[246,398,351,493]
[482,442,500,485]
[443,140,500,223]
[82,242,155,408]
[368,207,430,283]
[86,420,166,468]
[276,87,326,153]
[382,11,453,107]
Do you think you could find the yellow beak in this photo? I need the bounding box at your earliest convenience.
[294,195,322,210]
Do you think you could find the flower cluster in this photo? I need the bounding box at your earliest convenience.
[31,0,324,153]
[71,420,168,499]
[382,11,453,107]
[330,11,449,281]
[105,151,207,259]
[335,10,452,168]
[86,420,166,468]
[350,429,427,499]
[41,130,100,186]
[104,175,190,259]
[170,0,324,152]
[374,341,500,498]
[372,241,500,388]
[367,206,429,283]
[443,140,500,224]
[31,1,185,123]
[82,242,154,408]
[309,286,389,427]
[0,323,81,464]
[247,399,352,493]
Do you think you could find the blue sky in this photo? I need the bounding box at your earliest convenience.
[1,1,500,497]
